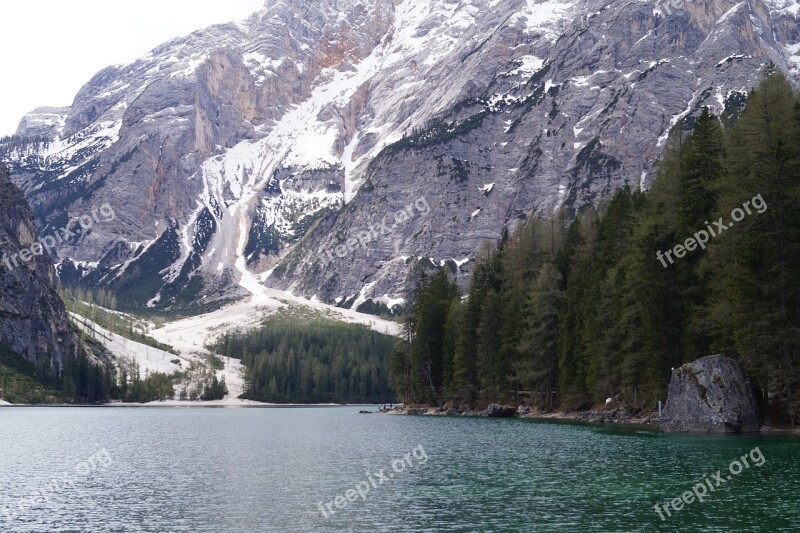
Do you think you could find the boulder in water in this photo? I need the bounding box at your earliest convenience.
[662,354,760,433]
[485,404,517,417]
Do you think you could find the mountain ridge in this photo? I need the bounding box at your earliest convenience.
[1,0,798,313]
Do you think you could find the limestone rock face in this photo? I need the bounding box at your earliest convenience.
[662,354,761,433]
[14,107,70,139]
[1,0,799,312]
[0,163,79,369]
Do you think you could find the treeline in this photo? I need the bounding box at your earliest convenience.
[103,362,227,403]
[391,66,800,423]
[174,360,228,402]
[215,316,395,403]
[0,134,50,158]
[108,363,227,403]
[0,335,114,404]
[0,340,112,403]
[115,362,175,403]
[0,326,176,404]
[1,330,226,404]
[61,286,120,315]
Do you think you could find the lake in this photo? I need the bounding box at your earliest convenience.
[0,406,797,531]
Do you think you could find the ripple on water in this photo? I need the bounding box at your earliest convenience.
[0,407,797,532]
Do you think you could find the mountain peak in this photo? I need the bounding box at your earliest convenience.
[1,0,797,314]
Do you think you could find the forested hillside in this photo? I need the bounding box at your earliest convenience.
[0,340,113,403]
[391,67,800,424]
[215,315,395,403]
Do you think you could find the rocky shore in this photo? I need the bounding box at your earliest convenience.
[383,403,659,426]
[381,403,800,434]
[377,355,800,434]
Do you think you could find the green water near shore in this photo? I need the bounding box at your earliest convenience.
[0,406,797,531]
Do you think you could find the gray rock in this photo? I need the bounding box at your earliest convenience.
[0,163,88,368]
[662,354,761,433]
[14,107,70,139]
[485,403,517,417]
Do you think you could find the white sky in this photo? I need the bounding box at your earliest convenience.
[0,0,266,136]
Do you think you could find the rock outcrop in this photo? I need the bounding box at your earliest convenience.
[485,403,518,417]
[0,163,81,370]
[14,106,70,138]
[661,354,761,433]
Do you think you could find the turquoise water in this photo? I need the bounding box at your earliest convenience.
[0,406,797,532]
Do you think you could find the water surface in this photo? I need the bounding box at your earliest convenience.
[0,406,797,531]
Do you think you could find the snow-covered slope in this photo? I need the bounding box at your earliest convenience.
[71,310,255,404]
[67,264,400,403]
[146,270,401,354]
[69,312,182,375]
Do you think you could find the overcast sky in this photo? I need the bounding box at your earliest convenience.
[0,0,265,136]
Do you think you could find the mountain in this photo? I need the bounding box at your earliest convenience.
[0,162,114,402]
[1,0,798,314]
[0,162,78,365]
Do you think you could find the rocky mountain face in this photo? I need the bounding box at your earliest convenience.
[0,163,81,369]
[1,0,798,313]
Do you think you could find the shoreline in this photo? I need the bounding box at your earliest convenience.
[383,404,800,434]
[3,399,798,433]
[386,405,657,425]
[0,401,382,408]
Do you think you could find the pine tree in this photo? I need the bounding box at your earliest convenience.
[703,65,800,415]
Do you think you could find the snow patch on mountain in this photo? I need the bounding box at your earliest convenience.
[513,0,577,41]
[504,55,546,77]
[787,42,800,77]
